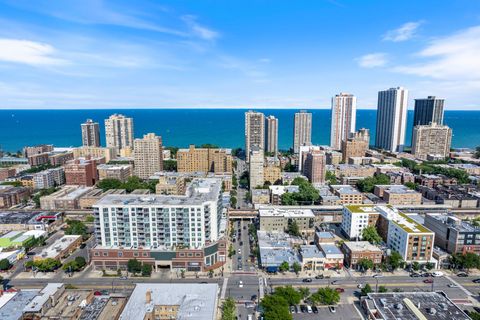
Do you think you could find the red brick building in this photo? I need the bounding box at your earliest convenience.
[64,158,98,186]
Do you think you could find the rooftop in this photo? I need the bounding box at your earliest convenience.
[319,243,343,257]
[300,245,325,259]
[0,289,40,320]
[258,207,315,218]
[37,235,81,260]
[119,283,218,320]
[364,292,470,320]
[269,185,300,195]
[95,178,222,207]
[23,283,63,313]
[343,241,382,252]
[427,214,480,233]
[331,185,362,195]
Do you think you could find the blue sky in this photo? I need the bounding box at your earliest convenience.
[1,0,480,110]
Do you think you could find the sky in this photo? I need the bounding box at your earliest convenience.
[1,0,480,110]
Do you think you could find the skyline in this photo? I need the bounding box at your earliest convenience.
[0,1,479,110]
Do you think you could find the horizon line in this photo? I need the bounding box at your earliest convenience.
[0,107,477,111]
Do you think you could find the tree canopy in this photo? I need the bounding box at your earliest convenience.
[310,287,340,305]
[362,225,382,244]
[281,178,320,205]
[222,298,236,320]
[97,176,157,193]
[356,174,390,193]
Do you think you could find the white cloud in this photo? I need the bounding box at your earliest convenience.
[393,25,480,82]
[384,21,423,42]
[356,53,388,68]
[0,38,67,66]
[182,15,219,40]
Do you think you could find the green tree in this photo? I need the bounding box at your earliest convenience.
[163,160,177,171]
[228,244,235,258]
[34,258,61,272]
[387,251,404,271]
[142,264,152,277]
[65,219,88,239]
[230,196,237,208]
[279,261,290,272]
[287,220,300,236]
[222,297,236,320]
[404,182,417,190]
[356,174,390,193]
[311,287,340,305]
[425,262,434,270]
[85,215,95,223]
[96,178,123,191]
[362,226,382,244]
[127,259,142,275]
[357,258,374,271]
[261,294,292,320]
[361,283,373,296]
[292,262,301,275]
[326,171,337,185]
[469,312,480,320]
[378,286,388,293]
[0,259,11,270]
[274,286,302,305]
[411,261,420,271]
[298,287,310,300]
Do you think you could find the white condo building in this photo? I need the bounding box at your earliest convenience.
[293,111,312,154]
[104,114,134,153]
[330,93,357,150]
[375,87,408,152]
[93,178,223,250]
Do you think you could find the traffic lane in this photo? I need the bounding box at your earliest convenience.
[227,275,260,301]
[268,275,460,285]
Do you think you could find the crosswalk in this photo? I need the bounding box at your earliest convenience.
[221,277,229,299]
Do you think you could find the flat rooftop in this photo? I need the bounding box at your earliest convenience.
[343,241,382,252]
[119,283,218,320]
[365,292,470,320]
[24,283,63,313]
[331,185,362,195]
[300,245,325,259]
[37,235,81,259]
[95,178,221,206]
[258,207,315,218]
[0,289,40,320]
[427,214,480,233]
[319,243,343,257]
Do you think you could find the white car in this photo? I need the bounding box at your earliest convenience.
[239,281,244,288]
[447,284,458,288]
[432,271,444,277]
[307,305,313,313]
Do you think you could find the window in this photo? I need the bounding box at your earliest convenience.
[94,252,100,256]
[133,252,139,257]
[118,252,123,257]
[103,252,108,256]
[142,252,148,257]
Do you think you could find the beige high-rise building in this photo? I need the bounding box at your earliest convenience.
[245,111,265,162]
[264,164,282,185]
[177,145,232,173]
[105,114,134,153]
[412,123,452,160]
[303,150,326,184]
[330,93,356,150]
[81,119,101,147]
[249,147,264,190]
[73,146,117,163]
[266,115,278,155]
[134,133,163,179]
[293,111,312,154]
[341,128,370,162]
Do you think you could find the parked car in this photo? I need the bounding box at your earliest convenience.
[432,271,444,277]
[307,305,313,313]
[315,274,324,279]
[312,306,319,314]
[472,279,480,283]
[302,278,313,283]
[251,295,257,301]
[239,281,243,288]
[329,306,336,313]
[424,279,433,284]
[447,284,458,288]
[294,305,299,313]
[331,280,338,285]
[335,288,345,293]
[290,306,295,314]
[457,272,469,277]
[410,273,421,278]
[300,305,307,313]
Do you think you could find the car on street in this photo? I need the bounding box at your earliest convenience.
[432,271,444,277]
[473,279,480,283]
[424,279,433,283]
[302,278,312,283]
[373,274,383,278]
[410,273,421,277]
[243,226,247,230]
[120,276,128,280]
[238,281,243,288]
[251,294,257,301]
[240,241,243,246]
[335,288,345,293]
[357,284,364,289]
[422,273,431,277]
[315,274,324,279]
[447,284,458,288]
[290,306,295,314]
[329,306,336,313]
[331,280,338,285]
[457,272,469,277]
[312,306,319,314]
[307,305,313,313]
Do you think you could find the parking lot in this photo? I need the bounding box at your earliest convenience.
[292,304,363,320]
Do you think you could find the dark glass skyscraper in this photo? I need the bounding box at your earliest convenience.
[413,96,444,126]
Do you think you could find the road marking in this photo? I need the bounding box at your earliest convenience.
[445,275,472,296]
[221,277,229,299]
[259,277,265,299]
[353,303,366,320]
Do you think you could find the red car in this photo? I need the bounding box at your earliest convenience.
[335,288,345,293]
[424,279,433,283]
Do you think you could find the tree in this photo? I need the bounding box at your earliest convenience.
[261,294,292,320]
[361,283,373,296]
[311,287,340,305]
[33,258,61,272]
[85,215,95,223]
[357,258,374,271]
[274,286,302,305]
[298,287,310,300]
[228,244,235,258]
[425,262,434,270]
[326,171,337,185]
[65,220,88,240]
[96,178,123,191]
[279,261,290,272]
[469,312,480,320]
[127,259,142,275]
[0,259,11,270]
[287,220,300,237]
[378,286,388,293]
[142,264,152,277]
[450,252,480,271]
[292,262,301,275]
[404,182,417,190]
[230,196,237,208]
[387,251,404,271]
[222,297,236,320]
[356,174,390,193]
[163,160,177,171]
[362,226,382,245]
[411,261,420,271]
